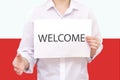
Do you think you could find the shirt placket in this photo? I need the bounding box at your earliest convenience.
[54,7,73,80]
[60,58,66,80]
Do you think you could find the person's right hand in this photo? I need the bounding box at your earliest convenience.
[12,54,29,75]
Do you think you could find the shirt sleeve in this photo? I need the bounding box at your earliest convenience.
[87,9,103,62]
[17,21,36,73]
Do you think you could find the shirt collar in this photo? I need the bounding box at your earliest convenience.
[70,0,81,10]
[45,0,81,11]
[45,0,55,10]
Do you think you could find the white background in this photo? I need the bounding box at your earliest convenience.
[0,0,120,38]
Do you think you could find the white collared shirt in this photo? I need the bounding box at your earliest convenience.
[18,0,103,80]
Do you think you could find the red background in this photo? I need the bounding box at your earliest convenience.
[0,39,119,80]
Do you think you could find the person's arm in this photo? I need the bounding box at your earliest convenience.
[12,20,37,75]
[87,9,103,62]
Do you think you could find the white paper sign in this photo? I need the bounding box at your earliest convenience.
[34,19,92,58]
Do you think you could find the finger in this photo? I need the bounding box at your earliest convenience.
[87,39,99,48]
[14,66,20,72]
[12,59,17,67]
[86,36,99,41]
[88,42,98,47]
[88,43,99,49]
[89,39,100,45]
[12,58,20,67]
[14,67,18,72]
[12,59,23,71]
[14,67,24,75]
[89,45,98,50]
[86,36,95,40]
[16,70,23,75]
[15,54,23,62]
[87,40,98,43]
[16,54,22,59]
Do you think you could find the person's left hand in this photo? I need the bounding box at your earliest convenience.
[86,36,100,58]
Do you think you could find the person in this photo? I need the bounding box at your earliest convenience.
[12,0,103,80]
